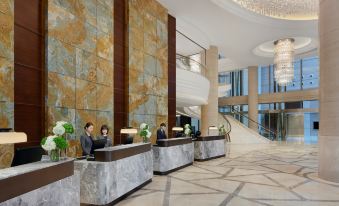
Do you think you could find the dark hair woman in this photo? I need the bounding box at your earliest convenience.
[97,125,113,147]
[80,122,94,156]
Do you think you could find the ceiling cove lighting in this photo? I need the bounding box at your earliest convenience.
[274,38,295,86]
[231,0,318,20]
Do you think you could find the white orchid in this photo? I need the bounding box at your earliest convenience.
[52,124,65,136]
[184,124,190,129]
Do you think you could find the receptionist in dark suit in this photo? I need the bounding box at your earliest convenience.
[157,123,167,140]
[80,122,94,156]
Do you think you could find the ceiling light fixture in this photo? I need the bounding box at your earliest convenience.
[274,38,295,86]
[231,0,318,20]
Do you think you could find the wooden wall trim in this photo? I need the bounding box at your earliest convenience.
[168,14,176,137]
[113,0,127,145]
[14,0,45,148]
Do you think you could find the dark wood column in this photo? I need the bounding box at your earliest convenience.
[168,15,176,137]
[113,0,127,145]
[14,0,45,147]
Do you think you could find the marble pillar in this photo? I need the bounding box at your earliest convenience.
[248,66,258,131]
[201,46,219,136]
[318,0,339,183]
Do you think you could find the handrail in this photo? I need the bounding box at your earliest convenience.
[230,108,276,140]
[221,114,232,135]
[176,53,207,77]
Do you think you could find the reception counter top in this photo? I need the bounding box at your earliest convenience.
[0,158,80,205]
[153,137,194,175]
[194,135,226,161]
[75,143,153,205]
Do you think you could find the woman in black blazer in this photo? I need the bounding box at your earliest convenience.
[80,122,94,156]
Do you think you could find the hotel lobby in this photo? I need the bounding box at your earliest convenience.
[1,0,339,205]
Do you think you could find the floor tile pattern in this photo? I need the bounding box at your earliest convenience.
[117,143,339,206]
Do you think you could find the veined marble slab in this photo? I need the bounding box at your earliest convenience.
[0,159,80,206]
[153,142,194,174]
[194,139,226,160]
[75,143,153,205]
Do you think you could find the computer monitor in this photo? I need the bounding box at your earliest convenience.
[92,139,106,151]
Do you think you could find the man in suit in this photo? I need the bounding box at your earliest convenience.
[157,123,167,140]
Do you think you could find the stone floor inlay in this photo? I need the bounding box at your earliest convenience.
[117,143,339,206]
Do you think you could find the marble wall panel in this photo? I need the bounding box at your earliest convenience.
[47,0,114,150]
[0,102,13,128]
[97,0,113,34]
[156,58,168,79]
[48,37,76,76]
[97,31,113,61]
[76,79,97,110]
[127,0,168,143]
[96,84,113,111]
[76,48,96,82]
[0,12,13,60]
[0,57,13,102]
[0,0,14,153]
[48,72,76,108]
[97,57,113,86]
[0,144,14,169]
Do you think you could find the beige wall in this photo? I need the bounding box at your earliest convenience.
[201,46,219,136]
[219,89,319,106]
[318,0,339,183]
[248,66,258,130]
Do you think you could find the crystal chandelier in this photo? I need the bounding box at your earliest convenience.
[231,0,318,20]
[274,38,295,86]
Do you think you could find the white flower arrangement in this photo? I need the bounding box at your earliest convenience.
[52,124,66,136]
[41,135,57,151]
[139,123,152,142]
[184,124,191,136]
[219,124,226,135]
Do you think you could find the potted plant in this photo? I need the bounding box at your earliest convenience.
[51,121,74,158]
[41,135,68,162]
[139,123,152,143]
[184,124,191,137]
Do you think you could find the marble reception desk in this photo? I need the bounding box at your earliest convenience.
[153,137,194,175]
[0,159,80,206]
[75,143,153,205]
[194,136,226,161]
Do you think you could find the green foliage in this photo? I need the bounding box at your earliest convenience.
[53,137,68,150]
[41,137,47,146]
[63,123,74,134]
[140,130,148,137]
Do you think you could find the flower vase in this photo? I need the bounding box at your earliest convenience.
[49,149,60,162]
[142,136,149,143]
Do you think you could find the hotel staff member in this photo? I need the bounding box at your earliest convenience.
[157,123,167,140]
[80,122,94,156]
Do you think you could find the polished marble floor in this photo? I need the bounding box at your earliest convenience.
[117,143,339,206]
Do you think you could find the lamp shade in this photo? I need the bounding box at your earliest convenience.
[172,127,183,131]
[208,126,218,130]
[120,128,138,134]
[0,132,27,144]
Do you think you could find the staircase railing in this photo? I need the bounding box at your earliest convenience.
[228,108,276,141]
[220,114,232,142]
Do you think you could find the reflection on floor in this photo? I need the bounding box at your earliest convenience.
[117,143,339,206]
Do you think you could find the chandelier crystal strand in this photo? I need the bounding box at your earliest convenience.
[274,38,295,86]
[231,0,318,20]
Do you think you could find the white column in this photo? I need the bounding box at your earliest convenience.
[318,0,339,183]
[248,66,258,131]
[201,46,218,136]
